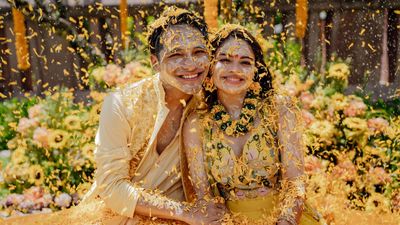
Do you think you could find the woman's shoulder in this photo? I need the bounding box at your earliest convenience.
[184,111,203,131]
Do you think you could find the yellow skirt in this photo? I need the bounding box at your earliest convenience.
[226,193,323,225]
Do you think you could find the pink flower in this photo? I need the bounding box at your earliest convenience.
[304,155,324,174]
[19,199,35,210]
[17,118,38,135]
[28,105,43,119]
[35,194,53,209]
[392,192,400,212]
[301,109,315,128]
[103,64,122,86]
[124,61,141,76]
[115,69,131,85]
[54,193,71,208]
[368,167,392,185]
[33,127,49,147]
[367,117,389,133]
[344,98,367,117]
[6,194,25,206]
[24,186,43,201]
[33,194,53,208]
[299,92,314,109]
[331,160,357,181]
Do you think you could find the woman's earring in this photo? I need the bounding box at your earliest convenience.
[203,77,216,92]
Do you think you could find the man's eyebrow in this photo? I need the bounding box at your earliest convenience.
[168,47,184,53]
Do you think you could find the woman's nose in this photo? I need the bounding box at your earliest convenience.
[228,61,242,73]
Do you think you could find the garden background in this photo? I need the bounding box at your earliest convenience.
[0,0,399,224]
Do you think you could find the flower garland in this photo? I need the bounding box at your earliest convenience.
[210,83,261,137]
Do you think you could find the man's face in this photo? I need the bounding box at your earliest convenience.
[153,24,210,95]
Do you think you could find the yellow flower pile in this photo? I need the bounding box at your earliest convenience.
[1,88,101,196]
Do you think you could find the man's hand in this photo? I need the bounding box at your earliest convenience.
[277,220,293,225]
[182,199,228,225]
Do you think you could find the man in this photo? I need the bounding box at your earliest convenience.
[2,6,224,225]
[83,6,225,225]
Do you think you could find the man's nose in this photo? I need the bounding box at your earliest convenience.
[181,56,197,70]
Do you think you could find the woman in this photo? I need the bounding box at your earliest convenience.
[183,24,323,225]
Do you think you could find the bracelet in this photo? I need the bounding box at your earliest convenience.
[277,216,297,225]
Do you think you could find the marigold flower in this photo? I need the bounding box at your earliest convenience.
[327,63,350,81]
[28,165,45,186]
[47,129,69,149]
[64,115,81,130]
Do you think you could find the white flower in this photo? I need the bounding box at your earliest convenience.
[54,193,72,208]
[274,23,283,34]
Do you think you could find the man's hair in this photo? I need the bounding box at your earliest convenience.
[147,6,208,58]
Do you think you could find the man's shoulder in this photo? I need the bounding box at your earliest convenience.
[118,75,157,94]
[103,75,159,110]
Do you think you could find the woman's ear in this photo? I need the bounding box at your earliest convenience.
[150,54,160,71]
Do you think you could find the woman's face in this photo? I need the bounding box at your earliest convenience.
[212,37,256,96]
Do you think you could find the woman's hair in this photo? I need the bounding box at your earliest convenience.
[147,6,208,58]
[204,24,273,109]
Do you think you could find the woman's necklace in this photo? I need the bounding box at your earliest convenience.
[210,91,259,137]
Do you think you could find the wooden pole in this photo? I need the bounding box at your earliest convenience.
[295,0,308,39]
[120,0,128,49]
[12,8,30,70]
[379,8,389,85]
[320,12,327,74]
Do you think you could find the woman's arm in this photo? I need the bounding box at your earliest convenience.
[182,113,227,224]
[183,113,213,199]
[276,96,306,225]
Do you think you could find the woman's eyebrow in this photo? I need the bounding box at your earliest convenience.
[217,53,254,60]
[194,45,207,49]
[241,56,255,60]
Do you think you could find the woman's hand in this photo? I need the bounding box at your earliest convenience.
[182,199,228,225]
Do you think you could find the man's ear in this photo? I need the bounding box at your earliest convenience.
[150,54,160,71]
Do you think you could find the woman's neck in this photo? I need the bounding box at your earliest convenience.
[217,89,246,120]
